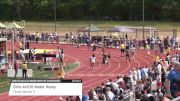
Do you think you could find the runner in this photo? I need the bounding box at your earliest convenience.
[101,46,105,55]
[56,45,61,61]
[90,54,96,70]
[147,41,150,54]
[60,49,64,63]
[125,49,131,62]
[107,53,111,64]
[120,42,125,57]
[32,48,36,61]
[102,54,107,64]
[130,46,136,62]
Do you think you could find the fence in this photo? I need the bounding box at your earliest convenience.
[123,92,135,101]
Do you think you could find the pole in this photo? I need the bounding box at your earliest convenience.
[142,0,145,40]
[135,29,137,39]
[12,30,15,69]
[54,0,57,32]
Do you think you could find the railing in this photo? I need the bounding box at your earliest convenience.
[151,80,157,91]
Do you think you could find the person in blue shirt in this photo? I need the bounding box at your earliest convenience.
[82,92,88,101]
[141,67,148,79]
[167,63,180,98]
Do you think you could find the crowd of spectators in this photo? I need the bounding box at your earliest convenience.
[0,30,179,50]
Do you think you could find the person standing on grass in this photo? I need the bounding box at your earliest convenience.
[14,50,18,78]
[90,54,96,70]
[42,50,47,64]
[14,60,18,78]
[22,61,27,79]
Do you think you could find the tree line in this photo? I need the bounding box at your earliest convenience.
[0,0,180,21]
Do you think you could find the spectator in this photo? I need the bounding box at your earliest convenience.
[123,74,129,86]
[22,61,27,79]
[137,67,142,81]
[97,90,106,100]
[105,87,115,101]
[167,63,180,98]
[129,71,135,91]
[14,60,18,78]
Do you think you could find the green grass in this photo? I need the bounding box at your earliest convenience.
[0,74,11,93]
[0,85,10,93]
[2,20,179,33]
[23,20,180,29]
[0,62,78,93]
[0,74,9,83]
[32,62,78,79]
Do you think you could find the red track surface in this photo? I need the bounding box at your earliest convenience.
[0,42,178,101]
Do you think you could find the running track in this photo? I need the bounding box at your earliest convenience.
[0,42,178,101]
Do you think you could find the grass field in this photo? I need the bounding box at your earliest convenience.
[0,62,78,93]
[22,21,180,30]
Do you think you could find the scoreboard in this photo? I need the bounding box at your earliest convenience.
[9,79,82,96]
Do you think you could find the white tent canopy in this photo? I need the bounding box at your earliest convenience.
[6,21,24,29]
[107,26,134,33]
[0,22,6,29]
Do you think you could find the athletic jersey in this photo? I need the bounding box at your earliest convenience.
[155,56,160,62]
[22,63,27,70]
[167,47,171,53]
[90,56,96,63]
[18,42,23,49]
[120,44,125,49]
